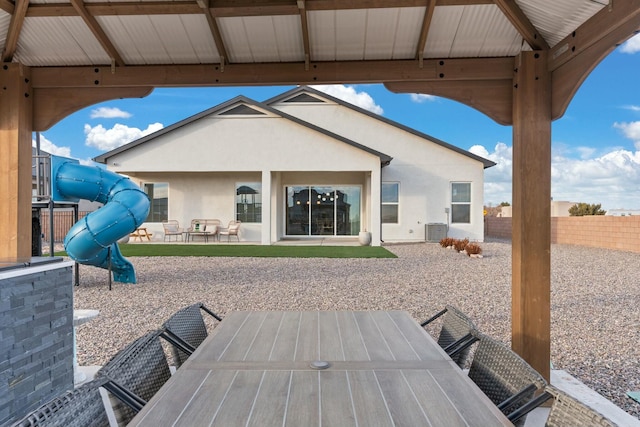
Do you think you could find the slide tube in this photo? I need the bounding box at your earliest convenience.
[54,159,150,283]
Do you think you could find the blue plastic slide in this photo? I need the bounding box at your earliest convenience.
[51,156,150,283]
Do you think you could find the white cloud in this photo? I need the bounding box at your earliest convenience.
[90,107,132,119]
[613,121,640,150]
[310,85,383,115]
[84,122,164,151]
[624,105,640,112]
[476,142,640,210]
[575,146,597,160]
[471,143,513,204]
[32,134,72,158]
[410,93,437,103]
[619,33,640,54]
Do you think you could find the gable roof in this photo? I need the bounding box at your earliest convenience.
[93,96,392,166]
[266,86,496,169]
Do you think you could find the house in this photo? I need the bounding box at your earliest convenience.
[94,86,494,246]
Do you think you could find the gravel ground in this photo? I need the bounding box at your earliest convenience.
[72,240,640,418]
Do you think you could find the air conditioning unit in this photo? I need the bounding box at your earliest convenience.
[426,223,447,242]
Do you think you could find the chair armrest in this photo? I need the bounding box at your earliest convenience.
[101,378,146,412]
[445,333,479,358]
[497,383,538,411]
[201,304,223,322]
[420,308,448,327]
[160,329,196,354]
[507,391,553,423]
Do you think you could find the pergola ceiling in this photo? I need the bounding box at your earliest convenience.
[0,0,637,129]
[0,0,608,67]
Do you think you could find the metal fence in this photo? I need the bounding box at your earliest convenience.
[38,210,90,243]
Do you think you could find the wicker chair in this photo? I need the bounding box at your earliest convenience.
[95,330,172,426]
[218,220,241,242]
[162,220,183,241]
[12,378,110,427]
[508,384,618,426]
[420,305,478,368]
[467,331,547,423]
[162,302,223,368]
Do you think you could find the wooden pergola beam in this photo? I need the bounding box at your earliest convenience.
[384,78,513,125]
[415,0,436,66]
[549,0,640,72]
[1,0,28,62]
[0,64,33,263]
[29,57,514,89]
[549,0,640,120]
[70,0,126,67]
[511,50,551,381]
[198,0,230,65]
[24,0,493,18]
[298,0,312,69]
[494,0,549,51]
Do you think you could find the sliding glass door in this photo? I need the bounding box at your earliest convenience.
[286,186,360,236]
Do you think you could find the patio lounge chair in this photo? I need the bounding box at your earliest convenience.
[162,303,223,368]
[162,220,183,241]
[218,220,241,242]
[95,330,172,426]
[467,331,547,424]
[11,379,110,427]
[508,384,618,426]
[420,305,479,368]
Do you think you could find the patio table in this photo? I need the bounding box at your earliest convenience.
[128,310,512,426]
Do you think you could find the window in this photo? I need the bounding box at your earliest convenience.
[236,182,262,223]
[285,186,361,236]
[381,183,399,224]
[451,182,471,223]
[143,182,168,222]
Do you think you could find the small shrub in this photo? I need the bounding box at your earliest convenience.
[453,238,469,252]
[465,243,482,256]
[439,237,455,248]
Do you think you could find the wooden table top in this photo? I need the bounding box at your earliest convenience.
[129,311,512,427]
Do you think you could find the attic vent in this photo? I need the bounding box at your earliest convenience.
[219,104,266,115]
[283,93,325,103]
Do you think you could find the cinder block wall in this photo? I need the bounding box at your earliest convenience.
[486,216,640,253]
[485,216,512,239]
[0,261,74,425]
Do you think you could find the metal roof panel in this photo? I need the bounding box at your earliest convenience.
[449,4,523,57]
[16,17,110,66]
[517,0,607,47]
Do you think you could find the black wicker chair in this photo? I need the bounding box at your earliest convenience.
[95,329,172,426]
[12,378,110,427]
[420,305,478,367]
[508,384,619,426]
[162,302,222,368]
[467,331,547,424]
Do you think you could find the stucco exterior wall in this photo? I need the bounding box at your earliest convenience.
[274,101,486,241]
[101,90,488,245]
[111,112,383,244]
[110,115,380,173]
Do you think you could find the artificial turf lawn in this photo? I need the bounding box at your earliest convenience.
[57,244,397,258]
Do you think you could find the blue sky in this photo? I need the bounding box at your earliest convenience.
[37,34,640,211]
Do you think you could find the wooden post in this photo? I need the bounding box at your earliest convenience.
[512,51,551,381]
[0,64,33,263]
